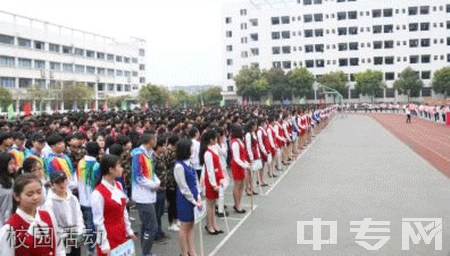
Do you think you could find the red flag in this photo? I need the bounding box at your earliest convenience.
[141,102,148,112]
[91,102,96,111]
[244,98,248,107]
[24,102,32,116]
[102,102,108,112]
[54,101,59,113]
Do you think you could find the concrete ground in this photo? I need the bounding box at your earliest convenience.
[126,114,450,255]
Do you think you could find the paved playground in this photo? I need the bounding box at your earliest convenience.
[132,114,450,256]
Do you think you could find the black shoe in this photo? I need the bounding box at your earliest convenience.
[233,206,246,214]
[216,211,229,218]
[252,191,258,195]
[260,183,269,187]
[215,229,224,234]
[205,226,219,235]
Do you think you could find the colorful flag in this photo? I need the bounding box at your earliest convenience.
[265,99,271,106]
[244,98,248,107]
[141,102,148,112]
[102,102,108,112]
[91,101,96,111]
[299,97,306,105]
[54,102,59,113]
[220,99,225,107]
[283,98,289,105]
[121,101,127,111]
[7,104,14,119]
[24,102,32,116]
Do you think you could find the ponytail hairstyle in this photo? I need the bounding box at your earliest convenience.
[12,173,41,214]
[257,117,266,128]
[199,129,218,166]
[95,154,120,186]
[230,124,244,139]
[21,157,40,174]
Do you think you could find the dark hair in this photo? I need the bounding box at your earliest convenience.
[199,129,217,166]
[96,154,120,186]
[167,134,180,146]
[230,124,244,139]
[154,136,167,151]
[85,141,100,157]
[0,152,14,189]
[188,127,199,139]
[116,134,130,146]
[176,138,192,161]
[21,157,40,174]
[140,133,155,145]
[12,173,41,213]
[12,131,25,140]
[109,143,123,156]
[47,133,64,146]
[0,132,12,144]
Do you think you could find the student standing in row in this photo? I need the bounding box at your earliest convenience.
[230,125,250,214]
[0,152,16,226]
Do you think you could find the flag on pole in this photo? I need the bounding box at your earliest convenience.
[54,101,59,113]
[299,97,306,105]
[265,99,271,106]
[7,104,14,119]
[24,102,32,116]
[102,102,108,112]
[283,98,289,105]
[244,98,248,107]
[91,102,96,111]
[220,99,225,107]
[141,102,148,112]
[121,101,127,111]
[73,101,78,112]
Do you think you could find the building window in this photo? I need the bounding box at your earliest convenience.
[240,9,247,16]
[372,9,382,18]
[62,46,72,54]
[139,49,145,57]
[271,17,280,25]
[250,19,258,26]
[240,23,247,30]
[0,77,15,88]
[132,57,138,63]
[282,61,291,69]
[281,16,290,24]
[63,64,73,72]
[18,38,31,48]
[338,43,347,51]
[374,41,383,49]
[281,31,290,39]
[139,64,145,71]
[349,42,358,50]
[409,23,418,31]
[314,13,323,22]
[225,17,232,24]
[0,34,14,45]
[315,44,324,52]
[18,58,32,68]
[305,60,314,68]
[303,0,312,5]
[50,62,61,71]
[348,11,357,19]
[241,51,248,58]
[420,6,429,15]
[97,52,105,60]
[315,29,324,37]
[273,61,281,68]
[421,71,431,79]
[34,60,45,69]
[305,45,314,53]
[86,50,95,58]
[337,12,346,20]
[349,27,358,35]
[227,73,233,79]
[250,33,259,41]
[116,70,123,76]
[339,58,348,66]
[125,84,131,91]
[304,14,313,23]
[338,27,347,35]
[227,86,234,92]
[315,59,324,67]
[421,38,430,47]
[19,78,32,88]
[421,55,431,63]
[410,55,419,64]
[384,40,394,48]
[86,66,95,74]
[374,57,383,65]
[226,45,233,51]
[282,46,291,54]
[350,58,359,66]
[420,22,430,31]
[97,68,106,75]
[75,65,85,73]
[34,41,45,50]
[385,72,395,81]
[384,24,393,33]
[385,56,394,64]
[409,39,419,47]
[226,59,233,65]
[272,32,280,40]
[373,25,382,33]
[74,48,84,56]
[116,56,123,62]
[384,8,393,17]
[49,44,60,52]
[409,6,418,15]
[304,29,313,38]
[272,47,281,54]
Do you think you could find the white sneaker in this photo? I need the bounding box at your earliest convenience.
[168,224,180,232]
[129,216,136,222]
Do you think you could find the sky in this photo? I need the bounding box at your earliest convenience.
[1,0,233,87]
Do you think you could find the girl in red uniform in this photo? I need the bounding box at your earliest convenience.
[199,130,224,235]
[0,173,63,255]
[244,121,260,196]
[91,154,137,256]
[256,118,271,186]
[230,125,250,214]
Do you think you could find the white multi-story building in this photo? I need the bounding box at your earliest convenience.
[0,10,147,112]
[222,0,450,103]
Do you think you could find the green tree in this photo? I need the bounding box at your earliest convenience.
[355,70,385,102]
[234,66,263,99]
[287,67,315,99]
[266,68,288,101]
[171,90,198,108]
[26,85,46,111]
[138,84,170,107]
[317,71,348,102]
[106,95,131,108]
[0,87,13,110]
[202,86,222,105]
[61,83,95,102]
[432,67,450,97]
[393,67,423,102]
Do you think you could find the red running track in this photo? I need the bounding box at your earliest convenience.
[369,113,450,178]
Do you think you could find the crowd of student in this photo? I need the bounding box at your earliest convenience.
[0,104,336,256]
